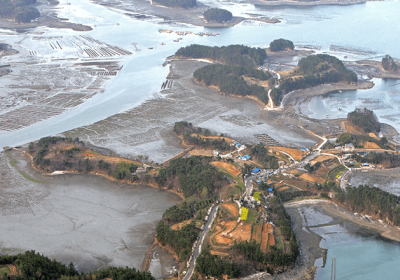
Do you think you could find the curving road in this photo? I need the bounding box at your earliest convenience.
[182,205,219,280]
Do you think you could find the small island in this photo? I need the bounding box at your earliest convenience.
[269,38,294,52]
[203,8,233,23]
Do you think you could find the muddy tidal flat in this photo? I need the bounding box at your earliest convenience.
[0,151,181,273]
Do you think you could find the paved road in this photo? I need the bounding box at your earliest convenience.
[183,205,219,280]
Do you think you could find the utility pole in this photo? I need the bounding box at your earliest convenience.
[331,256,336,280]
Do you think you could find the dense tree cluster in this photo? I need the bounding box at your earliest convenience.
[270,88,283,107]
[0,0,40,23]
[184,134,231,151]
[176,44,267,66]
[335,185,400,225]
[155,156,226,198]
[353,152,400,168]
[233,240,297,270]
[273,54,357,106]
[203,8,233,23]
[195,249,240,278]
[347,108,380,133]
[382,55,398,72]
[194,64,270,104]
[269,39,294,52]
[114,161,139,180]
[162,199,214,224]
[336,132,387,149]
[152,0,196,8]
[249,143,279,169]
[0,250,154,280]
[173,121,231,151]
[156,221,199,260]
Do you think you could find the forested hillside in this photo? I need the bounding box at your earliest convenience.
[175,44,267,67]
[0,250,154,280]
[347,108,380,133]
[0,0,40,23]
[193,64,270,104]
[335,185,400,225]
[274,54,357,105]
[155,156,227,198]
[203,8,233,22]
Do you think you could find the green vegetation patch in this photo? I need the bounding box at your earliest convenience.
[328,165,347,180]
[246,208,258,223]
[0,265,11,275]
[18,170,48,184]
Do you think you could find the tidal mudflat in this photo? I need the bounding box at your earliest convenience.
[0,151,181,273]
[349,168,400,196]
[66,60,316,163]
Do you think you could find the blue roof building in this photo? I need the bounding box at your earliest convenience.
[252,168,260,173]
[268,188,273,192]
[244,155,251,160]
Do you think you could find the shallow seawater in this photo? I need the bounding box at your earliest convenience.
[306,78,400,133]
[299,206,400,280]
